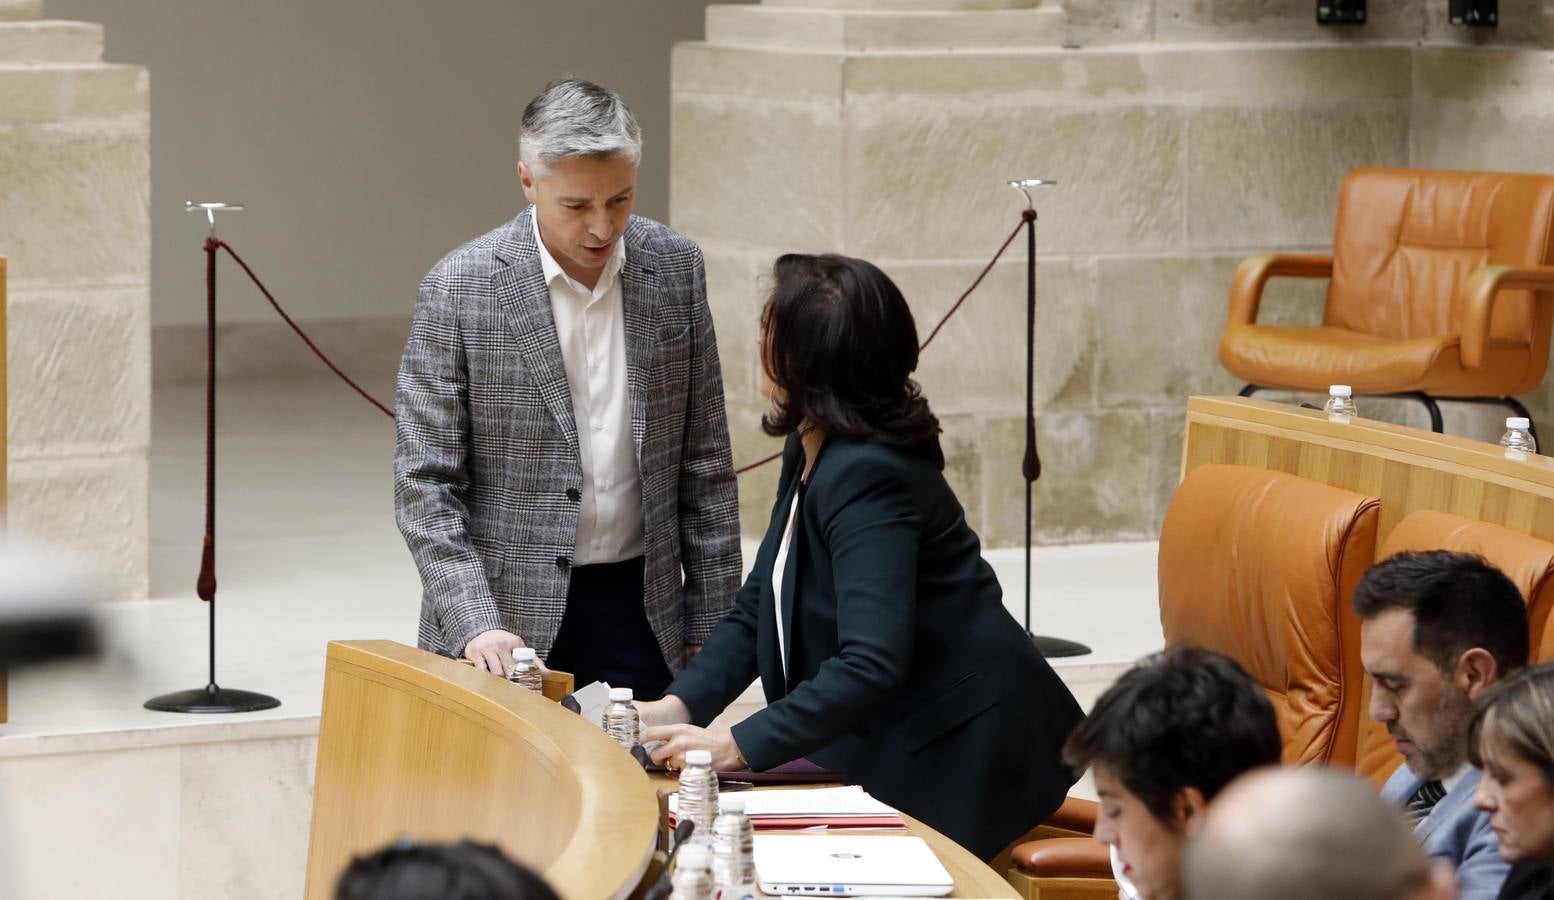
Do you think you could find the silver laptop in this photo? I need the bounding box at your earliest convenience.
[752,834,956,897]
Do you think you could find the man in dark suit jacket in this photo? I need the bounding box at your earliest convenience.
[394,79,741,698]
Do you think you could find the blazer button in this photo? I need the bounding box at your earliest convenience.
[566,488,581,502]
[556,555,570,570]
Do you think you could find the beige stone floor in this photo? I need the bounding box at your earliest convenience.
[0,375,1160,899]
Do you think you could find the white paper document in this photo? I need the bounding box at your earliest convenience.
[570,680,612,728]
[669,786,898,818]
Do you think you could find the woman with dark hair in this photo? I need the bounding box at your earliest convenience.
[1469,662,1554,900]
[637,253,1084,860]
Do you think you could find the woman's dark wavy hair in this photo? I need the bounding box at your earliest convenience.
[760,253,943,468]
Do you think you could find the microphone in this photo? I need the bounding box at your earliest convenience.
[644,820,696,900]
[560,694,582,714]
[631,743,669,773]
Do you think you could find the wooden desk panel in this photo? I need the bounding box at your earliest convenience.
[1183,396,1554,546]
[305,641,658,900]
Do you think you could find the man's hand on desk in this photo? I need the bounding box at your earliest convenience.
[641,723,746,771]
[463,629,549,677]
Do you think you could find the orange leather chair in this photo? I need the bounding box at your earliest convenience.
[1352,510,1554,785]
[1006,465,1380,898]
[1219,167,1554,440]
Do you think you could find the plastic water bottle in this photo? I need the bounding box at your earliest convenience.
[671,843,714,900]
[711,793,756,900]
[603,687,639,748]
[506,647,543,693]
[1501,417,1538,455]
[1323,384,1359,421]
[677,749,719,847]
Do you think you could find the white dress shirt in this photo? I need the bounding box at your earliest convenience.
[772,491,801,680]
[1110,845,1141,900]
[533,213,644,565]
[1441,762,1471,796]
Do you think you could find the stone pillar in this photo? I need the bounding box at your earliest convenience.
[674,1,1415,545]
[0,4,150,597]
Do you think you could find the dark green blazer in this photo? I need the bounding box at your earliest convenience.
[667,434,1084,859]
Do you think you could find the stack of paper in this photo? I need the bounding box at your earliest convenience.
[669,786,906,831]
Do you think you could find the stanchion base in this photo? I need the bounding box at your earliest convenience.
[144,683,280,714]
[1032,634,1093,659]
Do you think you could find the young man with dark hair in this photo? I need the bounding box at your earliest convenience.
[1062,646,1282,900]
[335,840,560,900]
[1355,549,1529,900]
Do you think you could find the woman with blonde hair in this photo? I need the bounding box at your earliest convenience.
[1470,661,1554,900]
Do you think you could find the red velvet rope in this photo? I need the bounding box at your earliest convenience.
[736,214,1030,475]
[211,239,395,418]
[205,214,1030,477]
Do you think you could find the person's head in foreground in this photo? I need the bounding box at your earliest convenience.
[1182,768,1457,900]
[758,252,943,467]
[1355,550,1528,780]
[1470,662,1554,866]
[1061,646,1282,900]
[517,77,640,288]
[334,839,561,900]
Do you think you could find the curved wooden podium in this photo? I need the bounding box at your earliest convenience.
[304,640,659,900]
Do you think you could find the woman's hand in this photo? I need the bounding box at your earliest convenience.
[634,694,693,729]
[641,723,746,771]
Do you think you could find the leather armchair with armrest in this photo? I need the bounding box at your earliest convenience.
[1219,167,1554,439]
[1005,465,1380,898]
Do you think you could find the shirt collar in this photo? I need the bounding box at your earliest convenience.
[530,207,626,296]
[1442,763,1473,795]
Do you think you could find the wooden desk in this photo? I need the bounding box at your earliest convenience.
[306,640,1016,899]
[646,774,1019,899]
[305,641,659,900]
[1183,395,1554,543]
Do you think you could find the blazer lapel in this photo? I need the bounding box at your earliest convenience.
[1418,769,1481,845]
[621,252,658,464]
[1380,765,1424,806]
[491,209,579,459]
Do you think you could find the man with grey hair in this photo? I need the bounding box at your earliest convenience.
[1183,769,1457,900]
[395,78,740,699]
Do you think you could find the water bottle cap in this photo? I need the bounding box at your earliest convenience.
[1329,384,1352,397]
[511,647,537,661]
[609,687,634,702]
[678,844,711,869]
[719,793,748,813]
[1508,417,1531,430]
[685,749,713,766]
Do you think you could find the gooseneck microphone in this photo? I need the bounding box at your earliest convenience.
[643,820,696,900]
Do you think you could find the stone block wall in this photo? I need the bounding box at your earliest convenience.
[0,5,149,597]
[674,0,1554,546]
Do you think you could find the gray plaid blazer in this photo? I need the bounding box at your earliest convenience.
[394,208,742,670]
